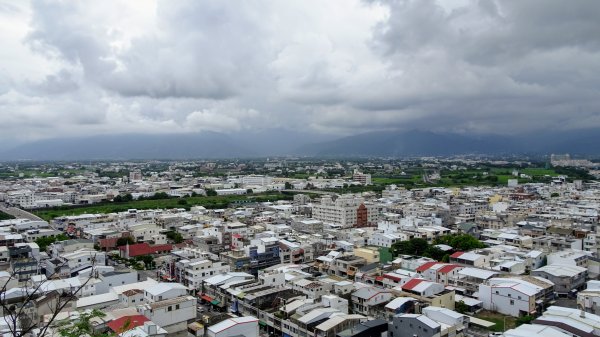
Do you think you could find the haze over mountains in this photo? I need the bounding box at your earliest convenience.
[2,128,599,160]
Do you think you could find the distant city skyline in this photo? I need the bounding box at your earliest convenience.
[1,0,600,148]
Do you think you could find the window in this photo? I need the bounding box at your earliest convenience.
[176,304,180,310]
[510,300,514,305]
[168,306,172,312]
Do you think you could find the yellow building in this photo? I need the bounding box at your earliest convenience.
[354,247,381,264]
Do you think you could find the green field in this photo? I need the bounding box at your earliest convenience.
[0,211,15,221]
[371,166,566,189]
[372,176,421,185]
[521,168,559,176]
[34,193,292,220]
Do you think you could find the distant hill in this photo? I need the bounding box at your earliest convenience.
[229,128,337,156]
[2,128,599,160]
[297,129,600,157]
[0,129,336,160]
[0,132,254,160]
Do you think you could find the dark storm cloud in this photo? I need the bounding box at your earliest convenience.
[345,0,600,132]
[0,0,599,143]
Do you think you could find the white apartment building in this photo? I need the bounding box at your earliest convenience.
[138,295,196,334]
[45,249,106,278]
[479,277,554,317]
[46,249,106,277]
[578,281,600,314]
[23,228,63,242]
[312,195,380,228]
[175,258,230,289]
[144,283,189,302]
[50,239,94,257]
[241,175,273,186]
[292,279,332,299]
[130,224,167,244]
[6,190,35,208]
[368,232,402,248]
[138,283,194,333]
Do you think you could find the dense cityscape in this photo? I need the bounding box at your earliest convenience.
[0,156,599,337]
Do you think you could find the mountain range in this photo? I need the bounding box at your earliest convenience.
[1,128,599,160]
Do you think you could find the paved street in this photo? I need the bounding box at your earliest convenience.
[0,204,44,221]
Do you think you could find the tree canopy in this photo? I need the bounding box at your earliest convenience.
[58,309,111,337]
[113,193,133,203]
[391,234,485,261]
[0,210,15,221]
[166,231,184,244]
[35,233,70,251]
[434,234,485,251]
[116,236,135,247]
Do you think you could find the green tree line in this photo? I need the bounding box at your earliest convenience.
[390,234,486,262]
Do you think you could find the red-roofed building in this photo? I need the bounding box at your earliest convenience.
[416,261,439,273]
[400,279,449,303]
[450,251,464,259]
[383,273,403,282]
[399,279,455,310]
[402,278,426,291]
[118,243,173,259]
[438,264,461,274]
[417,262,465,285]
[107,315,150,333]
[437,264,464,285]
[381,272,418,288]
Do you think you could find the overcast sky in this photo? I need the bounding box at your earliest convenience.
[1,0,600,147]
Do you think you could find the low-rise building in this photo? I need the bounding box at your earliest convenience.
[175,258,230,289]
[479,276,555,317]
[351,287,394,317]
[207,316,259,337]
[578,281,600,314]
[389,314,441,337]
[533,306,600,337]
[532,264,587,295]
